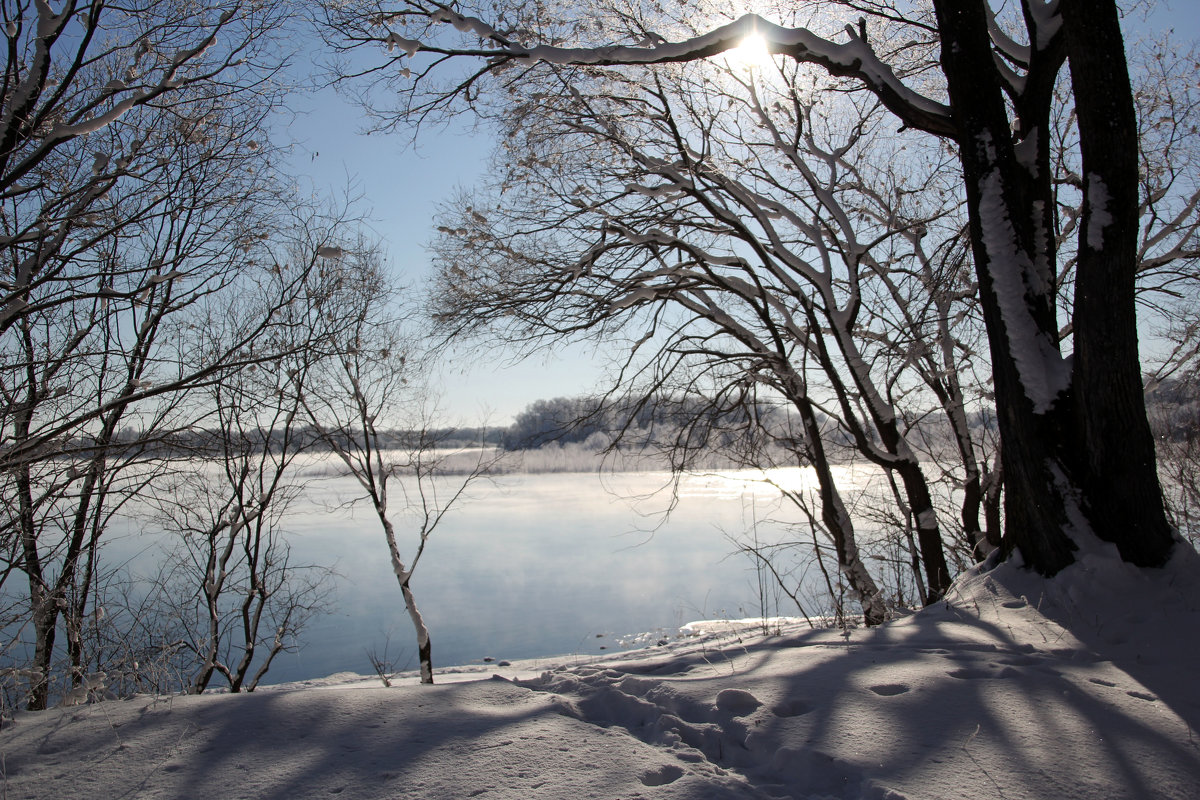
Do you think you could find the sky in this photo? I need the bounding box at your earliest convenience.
[286,75,608,427]
[287,2,1200,426]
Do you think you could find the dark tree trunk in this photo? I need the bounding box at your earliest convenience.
[893,460,953,600]
[933,0,1076,573]
[931,0,1174,574]
[794,395,886,626]
[1059,0,1174,566]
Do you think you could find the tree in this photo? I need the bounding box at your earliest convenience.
[301,244,499,684]
[146,244,342,694]
[0,0,335,708]
[426,85,953,617]
[417,25,1005,611]
[320,0,1189,576]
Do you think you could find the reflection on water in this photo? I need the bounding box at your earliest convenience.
[93,466,871,684]
[269,468,827,682]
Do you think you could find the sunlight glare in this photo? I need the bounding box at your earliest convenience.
[730,32,772,69]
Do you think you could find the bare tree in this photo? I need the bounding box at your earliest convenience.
[148,358,332,694]
[301,245,499,684]
[416,45,979,608]
[1138,37,1200,544]
[0,0,341,708]
[319,0,1192,578]
[17,201,378,701]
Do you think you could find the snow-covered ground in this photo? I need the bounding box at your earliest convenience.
[2,540,1198,800]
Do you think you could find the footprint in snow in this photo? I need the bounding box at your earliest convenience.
[869,683,910,696]
[715,688,761,715]
[770,698,813,717]
[639,764,684,786]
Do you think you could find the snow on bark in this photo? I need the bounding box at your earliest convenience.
[608,287,658,311]
[1085,173,1113,251]
[1047,459,1093,551]
[523,16,945,118]
[1012,127,1040,173]
[1026,1,1065,49]
[984,6,1031,64]
[34,0,64,40]
[383,32,420,56]
[397,12,951,134]
[626,182,684,200]
[976,134,1070,413]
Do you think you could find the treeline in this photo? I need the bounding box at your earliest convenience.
[77,424,506,458]
[129,377,1194,463]
[499,393,1002,456]
[502,378,1197,454]
[501,394,772,450]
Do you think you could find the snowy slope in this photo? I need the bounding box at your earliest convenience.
[1,540,1198,800]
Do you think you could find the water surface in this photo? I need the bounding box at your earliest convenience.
[272,468,822,681]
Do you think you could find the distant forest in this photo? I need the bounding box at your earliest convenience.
[108,378,1196,459]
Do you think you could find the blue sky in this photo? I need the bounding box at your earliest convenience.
[287,81,608,426]
[290,3,1199,426]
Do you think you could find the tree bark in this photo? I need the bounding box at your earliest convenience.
[930,0,1174,573]
[794,396,886,626]
[1059,0,1174,566]
[932,1,1072,574]
[401,581,434,684]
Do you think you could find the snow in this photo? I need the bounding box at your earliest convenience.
[507,14,949,126]
[383,32,419,56]
[975,134,1071,412]
[2,542,1198,799]
[1086,173,1114,251]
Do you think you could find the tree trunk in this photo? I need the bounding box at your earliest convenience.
[382,516,434,684]
[803,305,953,600]
[1058,0,1174,566]
[931,0,1173,573]
[934,1,1074,573]
[893,459,952,601]
[27,589,56,710]
[401,582,434,684]
[795,396,886,626]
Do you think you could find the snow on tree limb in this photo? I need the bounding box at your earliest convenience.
[380,10,954,136]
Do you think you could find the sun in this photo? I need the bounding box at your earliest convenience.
[728,32,772,69]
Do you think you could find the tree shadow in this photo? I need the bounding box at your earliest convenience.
[527,580,1200,799]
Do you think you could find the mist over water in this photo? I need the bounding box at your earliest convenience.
[271,468,825,682]
[92,464,883,686]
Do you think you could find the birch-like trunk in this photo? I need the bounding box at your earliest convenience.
[400,582,433,684]
[383,517,434,684]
